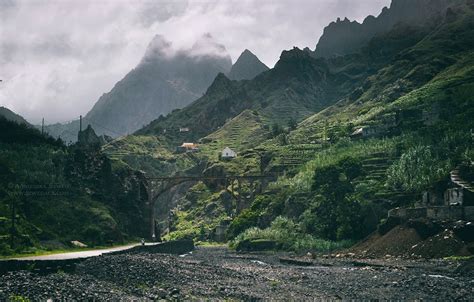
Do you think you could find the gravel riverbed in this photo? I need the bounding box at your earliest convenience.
[1,246,473,300]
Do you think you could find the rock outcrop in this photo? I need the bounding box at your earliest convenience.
[228,49,269,81]
[314,0,457,58]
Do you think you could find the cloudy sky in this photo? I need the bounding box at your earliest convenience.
[0,0,390,124]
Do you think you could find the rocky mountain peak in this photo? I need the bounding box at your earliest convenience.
[141,35,174,63]
[314,0,456,58]
[205,73,233,95]
[228,49,269,81]
[78,125,101,147]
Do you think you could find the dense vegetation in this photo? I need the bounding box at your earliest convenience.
[0,118,147,256]
[3,0,473,256]
[132,1,474,252]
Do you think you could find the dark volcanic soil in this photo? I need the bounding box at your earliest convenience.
[1,246,473,301]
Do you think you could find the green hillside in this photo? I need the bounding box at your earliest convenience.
[63,0,474,254]
[128,1,474,248]
[200,110,270,155]
[0,117,149,256]
[136,44,388,147]
[225,1,474,248]
[0,107,30,126]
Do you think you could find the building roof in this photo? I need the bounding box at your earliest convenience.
[221,147,237,157]
[351,128,364,136]
[181,142,197,148]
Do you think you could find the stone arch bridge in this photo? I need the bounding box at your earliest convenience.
[140,174,276,240]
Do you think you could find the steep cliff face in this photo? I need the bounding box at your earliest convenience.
[228,49,269,81]
[314,0,458,58]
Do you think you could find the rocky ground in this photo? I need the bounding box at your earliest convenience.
[1,246,473,301]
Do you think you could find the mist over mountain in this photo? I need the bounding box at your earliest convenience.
[137,45,371,144]
[314,0,458,58]
[44,34,232,141]
[228,49,269,81]
[86,34,232,136]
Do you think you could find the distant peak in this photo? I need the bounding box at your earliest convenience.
[190,33,230,58]
[236,49,258,61]
[279,47,309,61]
[213,72,231,83]
[205,72,232,94]
[142,34,174,61]
[227,49,269,81]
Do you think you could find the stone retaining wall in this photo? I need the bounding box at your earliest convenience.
[389,206,474,221]
[111,240,194,256]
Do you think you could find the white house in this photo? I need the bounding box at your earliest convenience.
[221,147,237,160]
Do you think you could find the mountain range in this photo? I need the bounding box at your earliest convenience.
[137,0,460,147]
[44,36,269,143]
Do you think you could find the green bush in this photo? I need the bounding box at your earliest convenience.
[302,157,364,241]
[230,216,353,253]
[226,209,261,239]
[387,145,451,192]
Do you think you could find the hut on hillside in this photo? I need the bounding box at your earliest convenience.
[221,147,237,160]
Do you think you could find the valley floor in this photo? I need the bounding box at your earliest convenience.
[0,246,473,300]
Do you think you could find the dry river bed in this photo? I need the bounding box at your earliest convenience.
[0,246,473,301]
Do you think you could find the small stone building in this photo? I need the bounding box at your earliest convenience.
[444,187,474,206]
[350,127,381,139]
[445,188,464,206]
[422,189,444,206]
[221,147,237,160]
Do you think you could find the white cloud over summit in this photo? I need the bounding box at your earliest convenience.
[0,0,390,124]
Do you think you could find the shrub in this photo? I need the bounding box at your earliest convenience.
[226,209,261,239]
[303,157,364,241]
[387,145,451,192]
[230,216,353,253]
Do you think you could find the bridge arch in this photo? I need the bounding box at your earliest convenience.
[140,175,275,240]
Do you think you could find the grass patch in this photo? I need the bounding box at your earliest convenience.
[230,216,353,253]
[443,255,474,261]
[0,241,139,259]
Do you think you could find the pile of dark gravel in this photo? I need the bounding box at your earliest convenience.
[1,247,473,301]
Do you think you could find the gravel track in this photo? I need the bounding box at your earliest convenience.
[1,246,473,300]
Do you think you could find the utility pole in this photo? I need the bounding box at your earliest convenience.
[41,118,44,135]
[145,179,156,241]
[79,115,82,132]
[10,194,16,249]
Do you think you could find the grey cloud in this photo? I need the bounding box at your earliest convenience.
[139,0,188,26]
[0,0,16,10]
[0,0,390,124]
